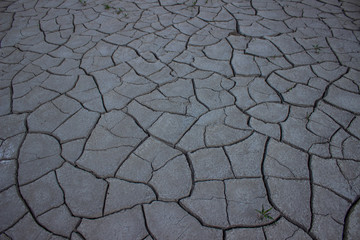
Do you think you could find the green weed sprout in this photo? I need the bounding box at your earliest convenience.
[256,205,274,220]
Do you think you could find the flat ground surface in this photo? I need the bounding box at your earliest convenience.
[0,0,360,239]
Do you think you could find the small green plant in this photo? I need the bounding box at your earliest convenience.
[79,0,86,6]
[285,85,295,93]
[116,8,123,14]
[101,3,128,16]
[256,205,274,220]
[313,44,321,54]
[193,0,198,5]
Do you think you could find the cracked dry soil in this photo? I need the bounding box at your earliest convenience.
[0,0,360,239]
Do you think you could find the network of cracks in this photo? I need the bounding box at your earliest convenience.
[0,0,360,239]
